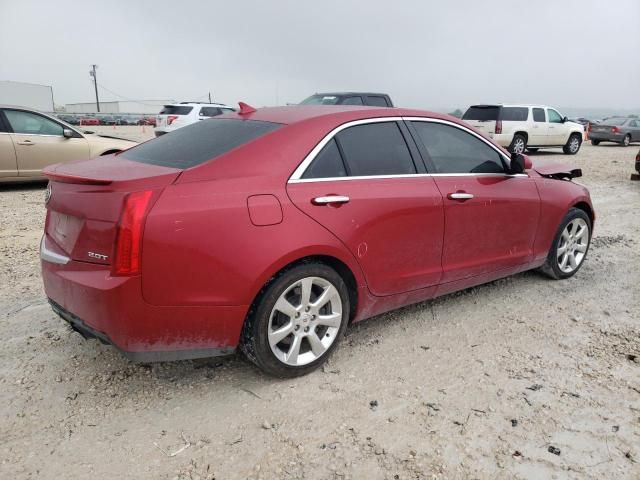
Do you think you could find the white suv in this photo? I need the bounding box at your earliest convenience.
[155,102,235,137]
[462,104,585,155]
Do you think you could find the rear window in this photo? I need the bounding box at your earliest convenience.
[603,117,628,126]
[122,119,282,169]
[462,106,500,121]
[159,105,193,115]
[500,107,529,121]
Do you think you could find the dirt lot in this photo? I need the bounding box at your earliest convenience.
[1,141,639,479]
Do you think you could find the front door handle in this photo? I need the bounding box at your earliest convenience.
[448,192,474,201]
[17,140,35,146]
[312,195,350,205]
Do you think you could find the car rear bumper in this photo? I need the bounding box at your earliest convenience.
[41,235,246,362]
[589,132,625,142]
[491,133,513,147]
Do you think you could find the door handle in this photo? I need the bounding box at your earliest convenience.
[448,192,474,201]
[17,140,35,145]
[312,195,350,205]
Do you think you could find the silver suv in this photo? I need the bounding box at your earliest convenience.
[155,102,235,137]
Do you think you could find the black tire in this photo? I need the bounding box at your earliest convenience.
[526,148,539,153]
[240,262,350,377]
[539,208,591,280]
[622,134,631,147]
[508,134,527,154]
[591,139,600,146]
[563,133,582,155]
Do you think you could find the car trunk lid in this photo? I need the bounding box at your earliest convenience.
[43,155,180,266]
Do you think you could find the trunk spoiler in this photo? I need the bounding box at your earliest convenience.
[533,164,582,181]
[44,170,113,185]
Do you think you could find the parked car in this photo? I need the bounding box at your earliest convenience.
[462,104,584,155]
[138,116,156,126]
[589,117,640,146]
[41,105,594,377]
[79,117,100,126]
[0,106,136,182]
[155,102,235,137]
[300,92,394,107]
[635,149,640,176]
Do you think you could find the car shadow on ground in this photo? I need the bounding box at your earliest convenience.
[0,181,47,192]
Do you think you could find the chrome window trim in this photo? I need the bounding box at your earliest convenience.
[2,107,83,138]
[40,236,70,265]
[288,116,517,183]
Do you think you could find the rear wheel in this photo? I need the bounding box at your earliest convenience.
[240,263,350,377]
[539,208,591,280]
[563,133,582,155]
[591,139,600,146]
[622,134,631,147]
[509,134,527,154]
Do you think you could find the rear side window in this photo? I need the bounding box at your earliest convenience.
[500,107,529,121]
[462,106,499,121]
[159,105,193,115]
[122,119,282,169]
[366,96,389,107]
[302,139,347,179]
[336,122,416,176]
[411,121,504,174]
[341,96,364,106]
[199,107,221,117]
[533,108,546,122]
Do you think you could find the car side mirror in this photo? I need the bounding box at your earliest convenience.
[509,152,526,174]
[63,128,75,138]
[562,116,568,123]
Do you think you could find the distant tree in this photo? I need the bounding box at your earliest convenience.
[448,108,463,118]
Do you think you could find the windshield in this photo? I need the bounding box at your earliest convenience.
[122,118,282,169]
[300,95,341,105]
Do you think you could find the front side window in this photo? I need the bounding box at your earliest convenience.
[301,139,347,179]
[199,107,222,117]
[547,109,563,123]
[341,96,364,106]
[411,121,505,174]
[5,110,64,136]
[533,108,546,122]
[336,122,416,176]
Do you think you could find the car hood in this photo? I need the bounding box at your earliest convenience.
[533,162,582,180]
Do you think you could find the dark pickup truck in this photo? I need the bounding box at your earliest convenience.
[300,92,394,107]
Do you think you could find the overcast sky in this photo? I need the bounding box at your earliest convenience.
[1,0,639,111]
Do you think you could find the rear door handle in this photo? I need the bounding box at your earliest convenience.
[448,192,474,201]
[312,195,350,205]
[17,140,35,145]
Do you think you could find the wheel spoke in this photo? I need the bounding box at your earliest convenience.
[561,230,571,243]
[285,335,302,364]
[574,225,587,241]
[307,332,327,357]
[557,244,568,257]
[311,284,337,310]
[568,252,578,269]
[269,322,294,346]
[575,243,587,253]
[316,312,341,328]
[274,297,298,319]
[559,253,569,270]
[299,278,313,308]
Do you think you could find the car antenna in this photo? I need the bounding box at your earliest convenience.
[238,102,257,115]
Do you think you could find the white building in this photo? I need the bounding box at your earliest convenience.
[0,80,55,112]
[64,100,174,115]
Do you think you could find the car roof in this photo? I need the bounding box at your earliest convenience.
[310,92,389,97]
[468,104,554,109]
[165,102,233,107]
[220,105,454,126]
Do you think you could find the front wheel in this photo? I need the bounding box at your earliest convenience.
[622,134,631,147]
[509,134,527,154]
[539,208,591,280]
[563,133,582,154]
[240,263,350,377]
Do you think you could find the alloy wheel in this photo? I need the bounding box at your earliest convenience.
[569,136,580,153]
[557,218,589,273]
[513,138,525,154]
[623,135,631,147]
[268,276,343,366]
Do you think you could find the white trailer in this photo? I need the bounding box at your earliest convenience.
[0,80,54,112]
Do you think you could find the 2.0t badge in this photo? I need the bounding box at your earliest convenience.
[87,252,109,261]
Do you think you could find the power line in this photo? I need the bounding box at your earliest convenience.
[95,83,173,107]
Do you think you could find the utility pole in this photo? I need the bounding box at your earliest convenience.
[89,65,100,112]
[208,91,212,103]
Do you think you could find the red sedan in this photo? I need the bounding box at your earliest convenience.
[40,105,594,376]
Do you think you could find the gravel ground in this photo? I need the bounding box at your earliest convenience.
[1,141,639,479]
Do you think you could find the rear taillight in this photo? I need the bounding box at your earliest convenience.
[114,191,153,275]
[495,120,503,134]
[167,115,178,125]
[611,126,620,134]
